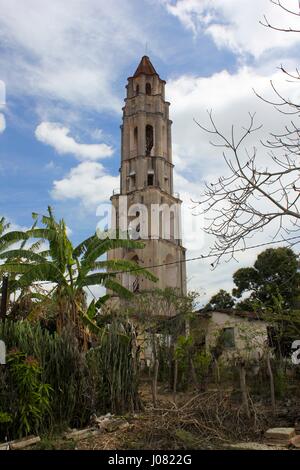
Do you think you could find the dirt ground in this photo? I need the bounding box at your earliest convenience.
[31,382,300,451]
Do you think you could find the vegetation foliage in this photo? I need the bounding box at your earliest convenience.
[0,319,141,441]
[0,207,156,334]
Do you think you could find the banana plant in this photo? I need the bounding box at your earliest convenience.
[0,217,46,311]
[0,208,156,332]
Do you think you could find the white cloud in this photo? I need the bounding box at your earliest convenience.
[0,79,5,132]
[66,226,73,236]
[0,0,161,115]
[85,284,106,304]
[35,122,113,161]
[167,65,296,175]
[0,113,5,133]
[51,161,119,209]
[162,0,300,58]
[44,160,58,171]
[91,128,104,141]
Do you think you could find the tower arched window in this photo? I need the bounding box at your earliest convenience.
[146,83,151,95]
[136,85,139,95]
[129,255,140,292]
[147,174,154,186]
[134,126,138,154]
[145,124,153,156]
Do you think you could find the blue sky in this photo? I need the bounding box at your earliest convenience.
[0,0,299,302]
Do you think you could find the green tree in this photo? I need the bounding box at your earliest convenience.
[0,207,156,332]
[233,247,299,309]
[205,289,234,311]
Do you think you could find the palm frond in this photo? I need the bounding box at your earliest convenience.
[16,262,66,289]
[0,249,48,263]
[78,272,110,287]
[80,237,145,275]
[0,263,35,275]
[0,217,11,235]
[73,234,97,258]
[95,294,111,308]
[92,258,157,282]
[0,230,28,249]
[103,278,133,299]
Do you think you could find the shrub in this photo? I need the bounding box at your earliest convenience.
[0,411,12,441]
[87,320,141,414]
[0,321,93,430]
[274,366,288,399]
[174,335,193,390]
[6,349,52,437]
[0,319,141,439]
[193,351,212,382]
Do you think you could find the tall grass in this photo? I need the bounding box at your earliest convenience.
[0,319,141,440]
[87,320,142,414]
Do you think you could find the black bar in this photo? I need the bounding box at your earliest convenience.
[0,450,297,467]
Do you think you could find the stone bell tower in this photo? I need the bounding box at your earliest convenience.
[108,56,186,296]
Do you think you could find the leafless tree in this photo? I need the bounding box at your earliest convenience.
[196,0,300,262]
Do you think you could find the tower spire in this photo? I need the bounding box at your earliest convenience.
[133,55,158,78]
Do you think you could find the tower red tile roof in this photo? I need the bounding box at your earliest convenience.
[133,56,158,77]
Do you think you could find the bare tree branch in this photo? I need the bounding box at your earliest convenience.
[260,0,300,32]
[195,1,300,263]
